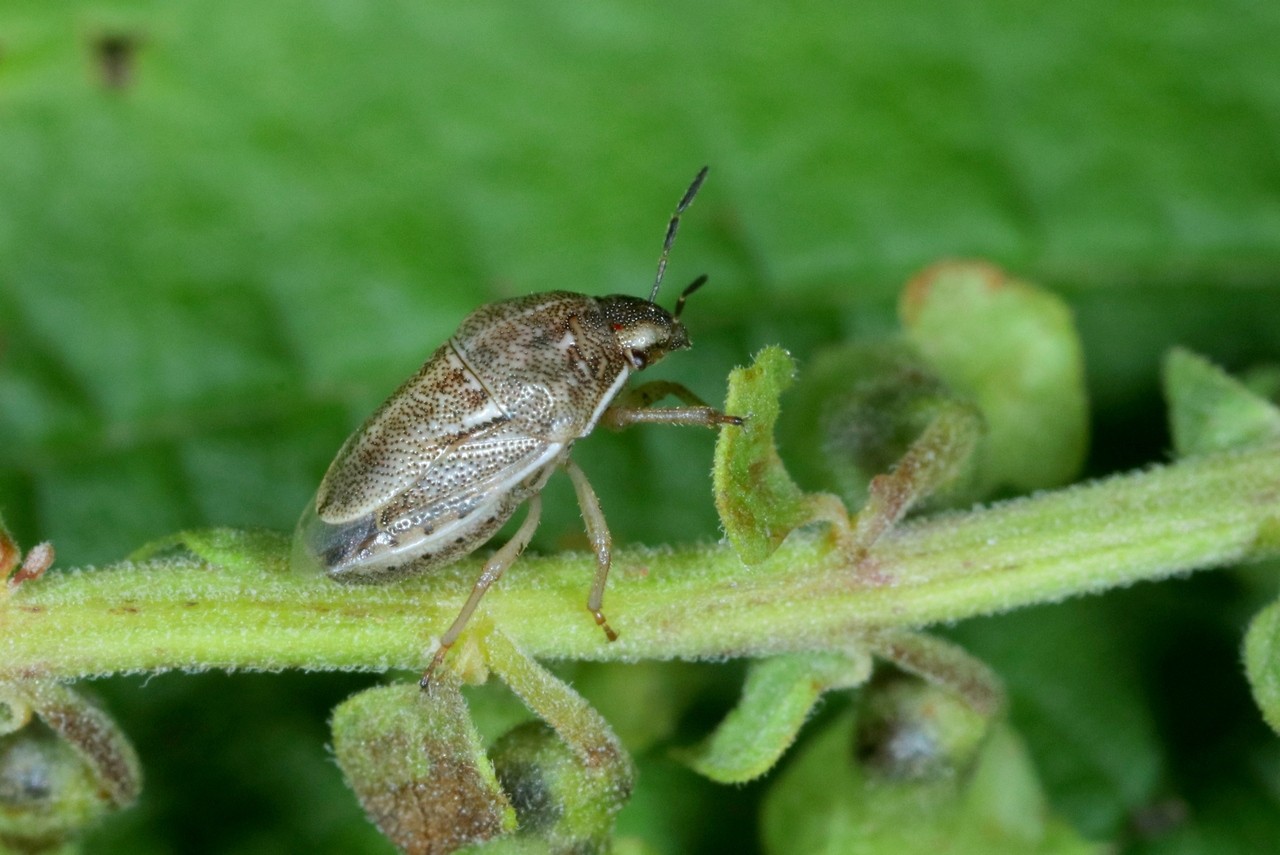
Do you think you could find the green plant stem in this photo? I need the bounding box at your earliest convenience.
[3,443,1278,681]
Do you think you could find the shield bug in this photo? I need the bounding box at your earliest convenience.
[292,167,742,685]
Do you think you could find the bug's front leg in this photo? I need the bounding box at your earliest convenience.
[563,458,618,642]
[420,495,544,691]
[600,380,744,429]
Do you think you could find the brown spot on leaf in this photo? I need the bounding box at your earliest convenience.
[360,737,507,855]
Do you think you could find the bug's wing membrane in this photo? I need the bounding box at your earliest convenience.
[313,343,509,523]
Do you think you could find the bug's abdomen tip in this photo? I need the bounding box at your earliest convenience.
[290,499,377,578]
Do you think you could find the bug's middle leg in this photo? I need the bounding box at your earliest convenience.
[563,458,618,642]
[420,494,543,690]
[600,380,744,429]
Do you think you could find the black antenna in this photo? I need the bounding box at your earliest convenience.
[673,274,708,319]
[649,166,709,304]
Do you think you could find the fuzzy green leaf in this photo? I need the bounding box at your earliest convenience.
[331,681,516,853]
[676,652,872,784]
[713,346,849,565]
[867,630,1006,719]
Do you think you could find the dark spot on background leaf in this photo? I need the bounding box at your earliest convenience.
[92,33,141,90]
[496,760,559,833]
[0,729,56,805]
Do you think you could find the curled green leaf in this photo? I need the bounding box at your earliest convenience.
[676,651,872,784]
[713,346,850,565]
[0,681,140,850]
[867,630,1006,719]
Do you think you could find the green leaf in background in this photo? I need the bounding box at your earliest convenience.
[948,599,1168,839]
[5,0,1280,567]
[900,261,1088,494]
[779,340,972,506]
[1164,348,1280,457]
[760,701,1100,855]
[778,340,989,517]
[1245,599,1280,737]
[2,0,1279,852]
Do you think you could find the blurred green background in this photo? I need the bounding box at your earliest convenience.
[2,1,1278,852]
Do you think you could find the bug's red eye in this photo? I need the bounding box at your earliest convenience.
[611,323,624,331]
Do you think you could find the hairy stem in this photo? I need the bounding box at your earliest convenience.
[2,443,1278,681]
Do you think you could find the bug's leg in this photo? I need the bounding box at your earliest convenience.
[420,495,543,691]
[563,458,618,642]
[613,380,709,409]
[601,380,744,430]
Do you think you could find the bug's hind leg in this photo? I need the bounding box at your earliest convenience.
[600,380,744,429]
[420,495,543,691]
[563,458,618,642]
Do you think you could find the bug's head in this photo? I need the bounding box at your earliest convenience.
[604,166,712,370]
[598,294,690,370]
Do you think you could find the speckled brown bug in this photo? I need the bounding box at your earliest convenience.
[291,167,742,685]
